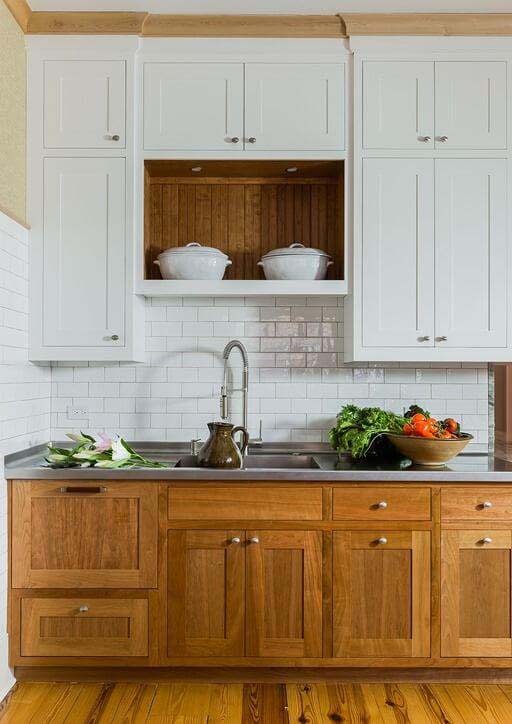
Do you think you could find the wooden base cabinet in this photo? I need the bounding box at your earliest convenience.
[333,530,431,658]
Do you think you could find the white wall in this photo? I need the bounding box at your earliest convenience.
[50,296,489,451]
[0,210,51,698]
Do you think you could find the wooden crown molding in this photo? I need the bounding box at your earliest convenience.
[3,0,31,32]
[27,11,148,35]
[342,12,512,36]
[142,14,343,38]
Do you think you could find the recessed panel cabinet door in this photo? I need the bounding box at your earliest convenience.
[167,530,245,657]
[246,530,322,657]
[44,60,125,148]
[11,481,158,589]
[333,531,430,658]
[435,159,507,348]
[143,63,244,151]
[363,61,434,149]
[362,158,435,347]
[435,62,507,149]
[245,63,344,151]
[43,157,126,348]
[441,530,512,657]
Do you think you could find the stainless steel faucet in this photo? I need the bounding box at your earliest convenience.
[220,340,249,451]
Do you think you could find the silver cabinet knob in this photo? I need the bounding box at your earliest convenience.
[377,501,388,509]
[481,537,493,544]
[107,134,120,141]
[417,335,430,342]
[482,501,493,509]
[436,336,447,342]
[247,137,257,144]
[78,605,89,613]
[437,135,448,142]
[418,135,431,142]
[249,537,260,544]
[110,334,119,341]
[230,536,241,544]
[376,537,388,545]
[230,137,240,143]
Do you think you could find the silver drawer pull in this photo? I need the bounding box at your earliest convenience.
[249,537,260,544]
[230,537,241,544]
[376,501,388,509]
[376,537,388,545]
[482,501,493,509]
[418,135,431,142]
[480,537,493,544]
[78,605,89,613]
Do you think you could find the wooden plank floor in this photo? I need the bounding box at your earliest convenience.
[2,682,512,722]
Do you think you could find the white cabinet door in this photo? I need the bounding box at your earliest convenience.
[43,158,126,347]
[435,159,507,348]
[143,63,244,151]
[44,60,125,149]
[363,61,434,150]
[362,158,435,348]
[245,63,344,151]
[435,62,507,150]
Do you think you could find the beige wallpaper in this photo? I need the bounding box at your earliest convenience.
[0,2,26,224]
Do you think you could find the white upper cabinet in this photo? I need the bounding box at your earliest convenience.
[43,157,126,348]
[363,62,434,150]
[245,63,345,151]
[44,60,126,148]
[363,60,507,150]
[435,62,507,150]
[362,158,435,347]
[435,159,507,348]
[143,63,244,151]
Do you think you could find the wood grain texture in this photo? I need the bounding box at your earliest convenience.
[2,0,31,32]
[27,10,147,34]
[342,12,512,36]
[333,487,431,521]
[441,488,512,520]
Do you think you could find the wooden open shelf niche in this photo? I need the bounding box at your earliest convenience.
[142,160,346,296]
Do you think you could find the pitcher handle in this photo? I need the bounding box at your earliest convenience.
[232,426,249,456]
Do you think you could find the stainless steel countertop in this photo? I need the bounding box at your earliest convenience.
[5,442,512,482]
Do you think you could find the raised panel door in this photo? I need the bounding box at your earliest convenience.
[143,63,244,151]
[245,63,344,151]
[246,530,322,657]
[11,481,158,589]
[333,531,430,658]
[167,530,245,657]
[363,61,434,149]
[441,530,512,656]
[435,62,507,150]
[44,60,125,148]
[362,158,435,347]
[435,159,507,348]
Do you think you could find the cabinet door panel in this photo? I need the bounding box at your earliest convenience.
[435,62,507,149]
[12,481,158,589]
[167,530,245,657]
[144,63,243,151]
[435,159,507,348]
[44,60,125,149]
[441,530,512,657]
[363,61,434,149]
[246,531,322,657]
[43,157,126,347]
[245,63,344,151]
[333,531,430,658]
[362,158,434,347]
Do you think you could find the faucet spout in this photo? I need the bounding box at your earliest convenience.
[221,340,249,453]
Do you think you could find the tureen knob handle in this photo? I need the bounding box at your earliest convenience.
[289,243,306,248]
[153,259,160,265]
[186,242,202,247]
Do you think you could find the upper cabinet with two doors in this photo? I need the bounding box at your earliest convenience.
[143,62,345,152]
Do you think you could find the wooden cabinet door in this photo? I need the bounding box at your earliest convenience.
[143,63,244,151]
[435,159,507,348]
[43,157,126,348]
[441,530,512,657]
[44,60,125,149]
[245,63,344,151]
[362,158,435,348]
[12,481,158,589]
[362,61,434,149]
[333,531,430,658]
[167,530,245,657]
[435,62,507,150]
[246,530,322,657]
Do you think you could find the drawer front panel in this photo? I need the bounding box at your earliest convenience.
[20,598,148,657]
[168,486,323,521]
[441,489,512,520]
[333,488,431,521]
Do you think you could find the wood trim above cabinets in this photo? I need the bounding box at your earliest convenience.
[27,11,148,35]
[342,13,512,36]
[3,0,31,32]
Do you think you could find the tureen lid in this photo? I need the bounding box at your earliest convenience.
[261,243,331,259]
[158,242,229,259]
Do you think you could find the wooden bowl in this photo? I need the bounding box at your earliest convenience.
[385,433,473,466]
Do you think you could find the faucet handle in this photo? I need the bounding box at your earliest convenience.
[190,438,202,455]
[220,386,228,419]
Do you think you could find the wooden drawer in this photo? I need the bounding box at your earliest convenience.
[20,598,148,658]
[333,488,431,521]
[442,488,512,520]
[168,486,323,521]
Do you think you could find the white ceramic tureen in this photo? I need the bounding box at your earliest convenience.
[154,242,232,280]
[258,243,333,280]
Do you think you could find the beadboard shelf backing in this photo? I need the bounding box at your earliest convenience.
[143,160,345,291]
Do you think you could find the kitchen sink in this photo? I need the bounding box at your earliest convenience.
[175,453,320,469]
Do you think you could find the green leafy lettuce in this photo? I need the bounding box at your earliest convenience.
[328,404,407,460]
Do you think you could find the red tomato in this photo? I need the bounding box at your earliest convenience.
[403,423,414,436]
[444,418,459,434]
[411,413,427,425]
[412,420,431,437]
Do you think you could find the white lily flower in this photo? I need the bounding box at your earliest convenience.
[67,432,90,444]
[92,431,112,452]
[111,436,130,461]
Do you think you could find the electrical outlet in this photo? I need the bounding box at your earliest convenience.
[67,406,88,419]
